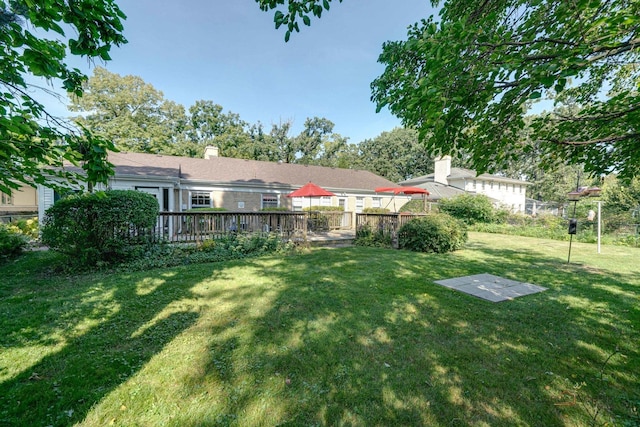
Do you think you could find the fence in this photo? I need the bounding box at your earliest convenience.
[306,211,353,231]
[154,211,353,243]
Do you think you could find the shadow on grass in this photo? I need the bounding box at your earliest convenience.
[176,245,639,426]
[0,253,202,426]
[1,241,638,426]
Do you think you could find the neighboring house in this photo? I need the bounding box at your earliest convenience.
[400,156,531,213]
[1,184,38,220]
[38,146,401,225]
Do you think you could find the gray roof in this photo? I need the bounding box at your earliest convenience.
[107,152,397,192]
[416,182,467,201]
[401,167,530,186]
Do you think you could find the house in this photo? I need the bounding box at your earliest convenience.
[400,156,531,213]
[38,147,401,225]
[1,184,38,221]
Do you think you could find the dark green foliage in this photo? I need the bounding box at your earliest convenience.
[355,224,393,248]
[398,214,468,253]
[0,224,28,260]
[261,207,288,212]
[438,194,496,225]
[120,233,294,272]
[41,190,159,266]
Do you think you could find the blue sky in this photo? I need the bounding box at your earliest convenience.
[44,0,438,144]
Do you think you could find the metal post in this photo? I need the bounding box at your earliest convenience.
[597,200,601,254]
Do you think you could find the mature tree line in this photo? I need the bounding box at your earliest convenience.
[3,0,638,211]
[70,67,437,182]
[71,67,640,216]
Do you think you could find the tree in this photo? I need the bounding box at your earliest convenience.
[357,127,434,182]
[258,0,640,180]
[294,117,347,165]
[0,0,126,193]
[181,100,252,158]
[70,67,188,154]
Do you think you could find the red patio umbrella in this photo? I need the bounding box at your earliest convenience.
[375,186,430,211]
[374,186,430,195]
[287,182,337,210]
[288,182,337,198]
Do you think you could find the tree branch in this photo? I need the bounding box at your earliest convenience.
[548,132,640,146]
[554,104,640,122]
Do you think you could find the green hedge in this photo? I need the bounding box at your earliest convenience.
[362,207,391,214]
[41,190,159,266]
[438,194,496,224]
[398,213,468,253]
[303,206,344,212]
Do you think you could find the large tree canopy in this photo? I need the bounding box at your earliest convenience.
[0,0,126,193]
[258,0,640,180]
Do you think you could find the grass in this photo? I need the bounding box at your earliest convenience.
[0,232,638,426]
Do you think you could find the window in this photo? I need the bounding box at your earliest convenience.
[490,181,494,189]
[372,197,381,208]
[355,197,364,213]
[472,180,477,190]
[1,192,12,205]
[482,181,486,190]
[190,191,211,208]
[320,196,332,207]
[262,194,279,209]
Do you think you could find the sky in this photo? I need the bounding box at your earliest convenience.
[41,0,438,145]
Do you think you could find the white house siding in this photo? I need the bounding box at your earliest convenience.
[446,177,527,213]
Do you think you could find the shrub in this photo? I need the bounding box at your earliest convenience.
[362,207,391,214]
[355,224,393,248]
[120,233,295,272]
[7,217,39,239]
[0,224,29,260]
[303,205,344,212]
[398,213,468,253]
[261,207,288,212]
[439,194,495,224]
[41,190,159,266]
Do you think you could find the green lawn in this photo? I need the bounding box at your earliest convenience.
[1,232,638,426]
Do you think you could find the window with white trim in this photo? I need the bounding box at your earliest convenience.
[190,191,211,208]
[262,193,279,209]
[372,197,381,208]
[1,192,12,205]
[320,196,332,207]
[355,197,364,213]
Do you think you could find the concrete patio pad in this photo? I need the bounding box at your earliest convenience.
[434,273,547,302]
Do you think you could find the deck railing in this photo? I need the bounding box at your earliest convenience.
[154,211,307,242]
[154,211,353,243]
[306,211,353,231]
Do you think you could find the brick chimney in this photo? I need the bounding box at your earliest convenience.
[434,155,451,185]
[204,146,219,159]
